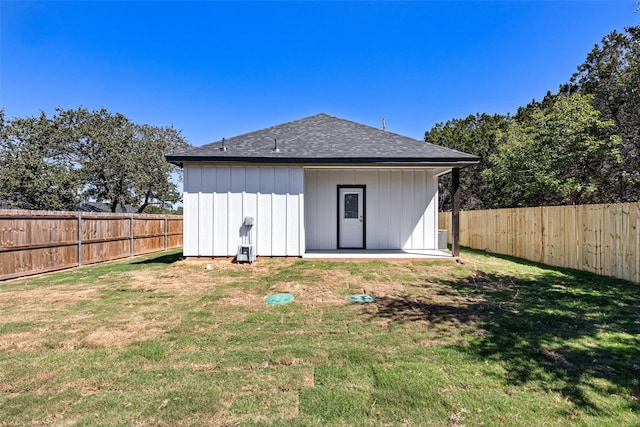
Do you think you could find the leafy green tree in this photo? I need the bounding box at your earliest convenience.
[0,110,83,210]
[483,93,622,207]
[131,124,187,213]
[54,107,190,213]
[427,25,636,210]
[144,204,183,215]
[425,113,509,210]
[0,107,189,212]
[58,108,139,212]
[514,91,559,123]
[563,25,640,201]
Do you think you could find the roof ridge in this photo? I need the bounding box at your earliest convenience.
[200,113,430,147]
[165,113,480,165]
[311,113,430,143]
[203,113,332,147]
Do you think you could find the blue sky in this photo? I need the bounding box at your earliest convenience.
[1,1,638,146]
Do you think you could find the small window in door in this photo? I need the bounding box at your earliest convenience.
[344,193,359,218]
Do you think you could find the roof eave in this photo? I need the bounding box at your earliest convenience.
[165,155,480,168]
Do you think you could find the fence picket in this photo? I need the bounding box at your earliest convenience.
[0,210,183,280]
[440,203,639,285]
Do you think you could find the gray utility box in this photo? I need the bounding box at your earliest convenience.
[438,229,448,250]
[237,245,255,263]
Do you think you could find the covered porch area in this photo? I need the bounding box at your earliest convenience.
[304,166,462,257]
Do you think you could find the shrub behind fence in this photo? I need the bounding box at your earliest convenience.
[439,203,639,285]
[0,210,183,281]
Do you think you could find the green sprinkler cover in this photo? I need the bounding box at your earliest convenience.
[265,293,294,305]
[347,294,375,303]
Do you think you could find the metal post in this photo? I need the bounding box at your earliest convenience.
[452,168,461,257]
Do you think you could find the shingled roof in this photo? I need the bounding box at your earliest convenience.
[166,113,479,166]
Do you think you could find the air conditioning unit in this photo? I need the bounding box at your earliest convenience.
[237,244,255,263]
[438,229,448,250]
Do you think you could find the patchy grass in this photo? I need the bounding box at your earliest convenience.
[0,248,639,426]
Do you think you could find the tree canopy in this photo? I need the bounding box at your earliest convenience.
[483,93,621,207]
[426,24,638,210]
[0,107,189,212]
[425,113,508,211]
[563,25,640,202]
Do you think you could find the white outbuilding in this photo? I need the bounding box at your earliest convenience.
[166,114,479,259]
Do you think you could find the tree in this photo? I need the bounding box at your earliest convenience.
[425,113,509,210]
[425,25,636,210]
[563,25,640,201]
[483,93,622,207]
[0,110,83,210]
[129,124,188,213]
[54,107,190,213]
[58,108,139,212]
[0,107,190,212]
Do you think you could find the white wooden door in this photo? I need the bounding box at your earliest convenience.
[338,187,364,249]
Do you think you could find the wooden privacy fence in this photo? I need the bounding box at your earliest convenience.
[0,210,183,281]
[439,203,640,285]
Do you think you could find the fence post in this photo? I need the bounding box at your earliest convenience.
[164,215,168,250]
[77,213,82,266]
[130,214,135,257]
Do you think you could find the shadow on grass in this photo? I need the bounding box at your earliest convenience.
[372,255,640,414]
[131,251,184,266]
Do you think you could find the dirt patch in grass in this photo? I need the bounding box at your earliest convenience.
[270,281,346,307]
[1,287,100,314]
[216,292,266,309]
[83,320,167,349]
[84,328,143,348]
[129,263,230,296]
[0,286,106,352]
[363,281,407,298]
[0,330,44,353]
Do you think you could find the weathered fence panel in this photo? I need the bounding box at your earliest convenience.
[81,215,132,264]
[439,203,640,284]
[167,217,183,249]
[0,210,183,280]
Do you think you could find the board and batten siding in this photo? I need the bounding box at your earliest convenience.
[305,168,439,250]
[183,165,305,257]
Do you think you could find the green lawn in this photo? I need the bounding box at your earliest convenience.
[0,248,638,426]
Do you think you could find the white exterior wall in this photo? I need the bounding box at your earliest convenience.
[183,165,305,257]
[305,168,439,250]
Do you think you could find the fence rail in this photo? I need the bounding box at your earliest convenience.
[0,210,183,281]
[439,203,639,285]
